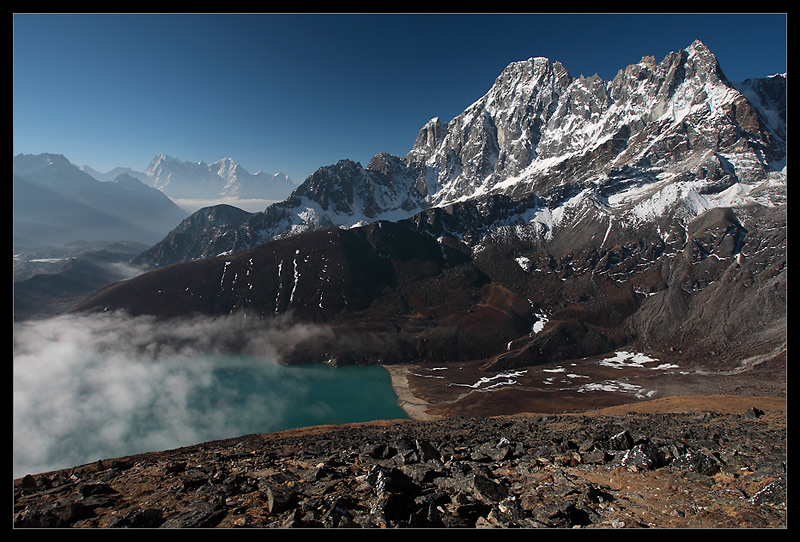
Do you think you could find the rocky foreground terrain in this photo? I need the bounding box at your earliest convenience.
[13,394,786,529]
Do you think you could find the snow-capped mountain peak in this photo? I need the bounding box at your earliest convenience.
[77,40,787,382]
[403,38,781,211]
[136,39,785,269]
[137,154,295,201]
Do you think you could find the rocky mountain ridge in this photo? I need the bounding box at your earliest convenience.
[75,41,786,379]
[133,40,784,269]
[74,189,786,376]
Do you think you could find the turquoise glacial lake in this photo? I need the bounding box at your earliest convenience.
[13,354,408,478]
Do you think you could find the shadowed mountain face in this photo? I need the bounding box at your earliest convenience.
[73,196,785,372]
[133,40,784,270]
[72,40,785,372]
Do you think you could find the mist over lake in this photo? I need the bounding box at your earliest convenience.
[13,313,407,478]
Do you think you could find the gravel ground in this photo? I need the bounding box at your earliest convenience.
[13,394,786,529]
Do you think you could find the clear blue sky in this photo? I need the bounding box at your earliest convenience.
[13,13,787,184]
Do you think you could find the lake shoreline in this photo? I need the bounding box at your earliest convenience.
[382,364,442,421]
[382,356,787,422]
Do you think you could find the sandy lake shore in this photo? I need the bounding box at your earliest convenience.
[382,364,442,421]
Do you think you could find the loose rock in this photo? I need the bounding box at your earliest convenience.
[13,405,786,528]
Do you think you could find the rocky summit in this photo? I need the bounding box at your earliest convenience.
[75,39,786,380]
[132,39,785,269]
[13,396,786,528]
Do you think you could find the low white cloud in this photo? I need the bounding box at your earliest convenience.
[12,312,334,477]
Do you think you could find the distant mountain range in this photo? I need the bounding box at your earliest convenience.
[14,151,298,248]
[13,152,296,319]
[13,153,188,249]
[74,40,786,374]
[81,154,295,201]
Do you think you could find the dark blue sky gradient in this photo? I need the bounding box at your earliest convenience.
[13,13,787,183]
